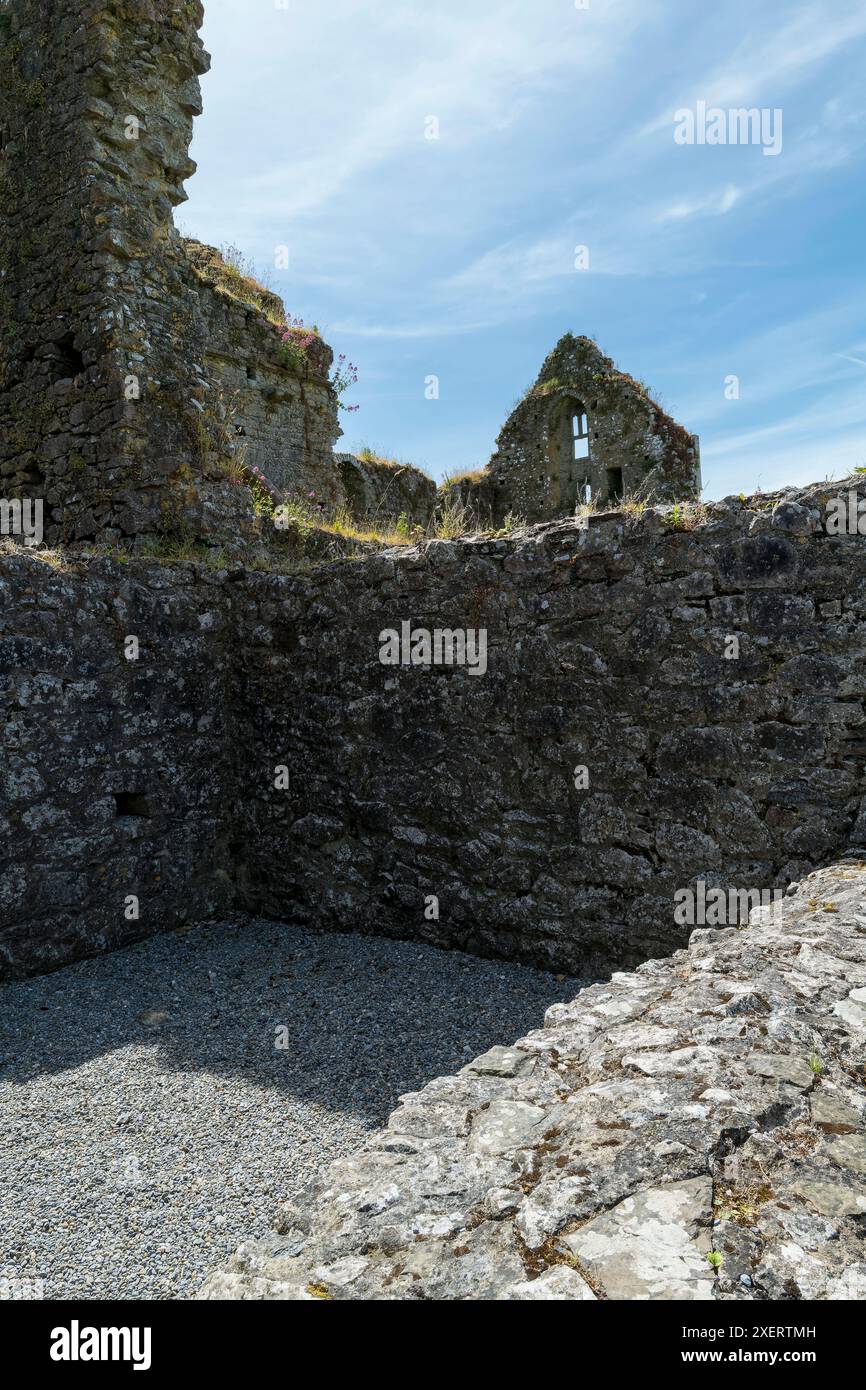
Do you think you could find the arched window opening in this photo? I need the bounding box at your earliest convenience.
[573,411,590,461]
[549,397,592,513]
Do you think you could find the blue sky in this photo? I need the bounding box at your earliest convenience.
[182,0,866,497]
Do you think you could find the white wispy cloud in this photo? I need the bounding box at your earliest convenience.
[641,0,866,136]
[328,318,496,340]
[656,184,742,223]
[227,0,648,221]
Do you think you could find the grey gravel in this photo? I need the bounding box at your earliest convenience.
[0,918,584,1300]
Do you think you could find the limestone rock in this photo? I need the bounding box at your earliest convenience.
[560,1179,715,1301]
[504,1267,597,1301]
[200,865,866,1301]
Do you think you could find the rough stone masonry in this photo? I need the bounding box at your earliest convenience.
[1,0,865,1304]
[0,0,346,546]
[201,861,866,1301]
[3,479,866,983]
[233,481,866,977]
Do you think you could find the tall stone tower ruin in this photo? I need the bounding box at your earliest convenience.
[0,0,340,547]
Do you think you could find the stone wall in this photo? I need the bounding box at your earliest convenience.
[0,548,235,978]
[336,453,437,529]
[184,241,341,506]
[231,481,866,977]
[3,480,865,982]
[200,860,866,1301]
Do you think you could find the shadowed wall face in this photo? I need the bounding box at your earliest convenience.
[232,491,865,975]
[4,485,861,982]
[0,549,237,978]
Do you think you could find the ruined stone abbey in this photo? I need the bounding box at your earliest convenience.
[1,0,864,1306]
[0,0,701,547]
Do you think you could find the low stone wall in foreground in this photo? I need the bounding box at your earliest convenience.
[201,862,866,1300]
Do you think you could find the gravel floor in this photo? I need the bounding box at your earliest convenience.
[0,919,585,1300]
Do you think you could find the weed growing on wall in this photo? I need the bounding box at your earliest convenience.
[214,243,282,323]
[434,492,476,539]
[248,471,276,520]
[277,317,322,373]
[275,326,358,413]
[331,353,360,412]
